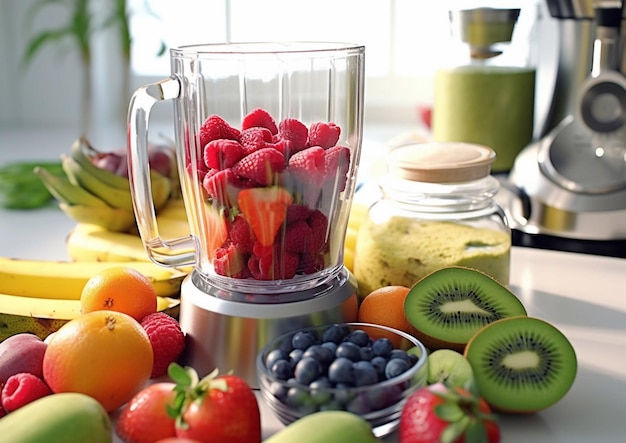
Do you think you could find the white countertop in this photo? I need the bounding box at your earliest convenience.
[2,129,626,442]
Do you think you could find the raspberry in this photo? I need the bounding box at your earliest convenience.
[324,145,351,191]
[213,241,247,278]
[229,215,255,254]
[288,146,326,187]
[284,220,313,253]
[1,373,51,412]
[248,247,299,280]
[203,139,246,170]
[199,115,241,149]
[300,251,326,274]
[140,312,186,378]
[232,148,286,186]
[242,108,278,134]
[307,209,329,253]
[286,204,311,225]
[268,138,295,160]
[240,127,274,155]
[278,118,309,152]
[308,122,341,149]
[187,160,209,183]
[203,168,237,206]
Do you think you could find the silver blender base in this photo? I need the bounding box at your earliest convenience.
[178,268,358,388]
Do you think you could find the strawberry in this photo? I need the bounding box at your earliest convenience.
[1,373,51,412]
[278,118,309,152]
[167,364,261,443]
[202,204,229,261]
[232,148,286,186]
[203,139,245,170]
[399,383,500,443]
[308,121,341,149]
[202,169,235,206]
[242,108,278,134]
[199,115,241,149]
[140,313,186,378]
[288,146,326,187]
[248,245,299,280]
[116,382,178,443]
[237,187,293,247]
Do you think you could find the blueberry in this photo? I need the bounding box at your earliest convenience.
[371,338,393,358]
[328,357,354,384]
[309,377,333,404]
[270,359,293,380]
[359,346,374,361]
[384,358,410,379]
[333,382,356,404]
[321,341,338,355]
[370,356,387,378]
[345,329,370,347]
[353,360,379,386]
[303,344,335,366]
[292,331,317,350]
[389,349,412,365]
[286,386,316,413]
[335,342,361,362]
[322,324,349,344]
[269,380,288,400]
[265,349,288,369]
[289,348,304,367]
[294,357,321,385]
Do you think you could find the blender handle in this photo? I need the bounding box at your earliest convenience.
[127,76,197,267]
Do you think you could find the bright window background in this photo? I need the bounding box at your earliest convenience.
[128,0,539,125]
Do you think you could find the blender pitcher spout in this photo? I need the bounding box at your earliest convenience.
[128,76,197,268]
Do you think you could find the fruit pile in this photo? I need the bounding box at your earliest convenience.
[188,109,352,280]
[354,265,578,442]
[259,324,421,417]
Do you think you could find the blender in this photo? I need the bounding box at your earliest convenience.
[127,42,365,386]
[504,0,626,257]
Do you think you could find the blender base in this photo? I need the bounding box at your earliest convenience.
[178,268,358,388]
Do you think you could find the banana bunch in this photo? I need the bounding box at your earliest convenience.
[344,202,368,275]
[0,257,185,341]
[35,137,176,233]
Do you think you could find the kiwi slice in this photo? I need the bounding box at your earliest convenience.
[464,316,577,413]
[404,266,527,352]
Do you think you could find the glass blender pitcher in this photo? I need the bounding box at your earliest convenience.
[127,42,365,383]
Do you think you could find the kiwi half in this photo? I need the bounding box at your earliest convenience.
[404,266,527,352]
[464,316,577,413]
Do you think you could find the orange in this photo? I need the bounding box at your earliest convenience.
[358,285,417,346]
[43,310,154,412]
[80,266,157,321]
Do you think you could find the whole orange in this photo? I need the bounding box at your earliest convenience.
[358,285,417,346]
[43,310,154,412]
[80,266,157,321]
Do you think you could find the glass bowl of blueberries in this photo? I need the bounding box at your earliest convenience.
[256,322,429,438]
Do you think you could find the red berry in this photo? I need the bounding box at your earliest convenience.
[199,115,241,149]
[140,313,186,379]
[324,145,351,191]
[288,146,327,187]
[285,204,311,225]
[229,215,255,254]
[249,247,299,280]
[242,107,278,134]
[284,220,313,253]
[1,373,51,412]
[203,139,245,170]
[116,382,178,443]
[240,127,274,155]
[213,241,247,278]
[307,209,329,254]
[308,122,341,149]
[202,169,237,206]
[278,118,309,152]
[232,148,286,186]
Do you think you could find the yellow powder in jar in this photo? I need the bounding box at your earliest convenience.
[353,217,511,297]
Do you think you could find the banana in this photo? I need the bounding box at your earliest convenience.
[59,202,136,232]
[68,218,192,263]
[0,293,180,341]
[156,197,188,222]
[62,153,135,212]
[33,166,107,207]
[0,257,188,299]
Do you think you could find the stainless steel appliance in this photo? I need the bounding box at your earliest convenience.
[504,0,626,257]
